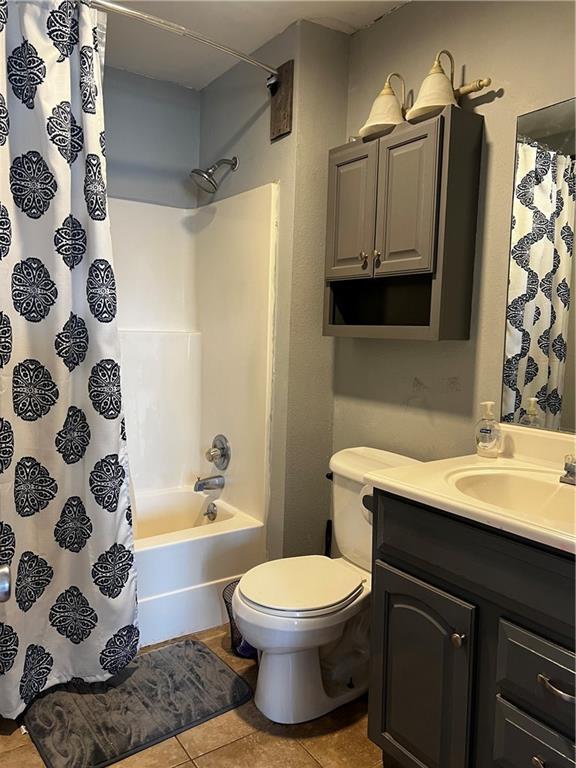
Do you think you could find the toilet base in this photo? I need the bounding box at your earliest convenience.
[254,646,367,724]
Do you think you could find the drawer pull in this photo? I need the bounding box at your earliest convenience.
[531,758,545,768]
[450,632,466,649]
[537,674,575,704]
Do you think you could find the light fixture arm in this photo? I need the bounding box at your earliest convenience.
[385,72,406,111]
[434,49,455,87]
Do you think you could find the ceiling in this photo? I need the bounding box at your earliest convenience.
[104,1,404,90]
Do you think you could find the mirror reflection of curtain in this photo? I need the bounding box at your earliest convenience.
[503,140,575,429]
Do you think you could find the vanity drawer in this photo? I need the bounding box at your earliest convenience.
[494,696,575,768]
[497,620,575,738]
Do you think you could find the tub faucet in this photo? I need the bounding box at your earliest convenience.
[194,475,225,492]
[560,455,576,486]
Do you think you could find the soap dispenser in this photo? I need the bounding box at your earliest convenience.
[519,397,541,428]
[475,401,501,458]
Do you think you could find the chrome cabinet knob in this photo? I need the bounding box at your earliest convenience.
[0,565,10,602]
[451,632,466,649]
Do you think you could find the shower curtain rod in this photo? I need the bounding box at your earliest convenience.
[90,0,280,86]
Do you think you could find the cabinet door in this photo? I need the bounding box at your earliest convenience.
[374,118,441,276]
[369,561,475,768]
[325,140,378,280]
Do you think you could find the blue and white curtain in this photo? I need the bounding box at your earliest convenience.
[503,139,575,429]
[0,0,137,718]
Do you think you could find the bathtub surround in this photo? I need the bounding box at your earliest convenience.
[0,2,137,719]
[110,199,201,493]
[111,187,275,644]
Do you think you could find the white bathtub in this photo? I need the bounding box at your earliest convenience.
[133,488,265,646]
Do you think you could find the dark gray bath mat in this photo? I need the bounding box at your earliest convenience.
[23,638,253,768]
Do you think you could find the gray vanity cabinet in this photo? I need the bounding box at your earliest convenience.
[374,119,440,277]
[371,561,474,768]
[369,492,576,768]
[325,140,378,280]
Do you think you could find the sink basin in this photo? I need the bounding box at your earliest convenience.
[448,466,575,533]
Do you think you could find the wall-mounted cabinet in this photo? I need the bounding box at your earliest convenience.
[323,106,484,340]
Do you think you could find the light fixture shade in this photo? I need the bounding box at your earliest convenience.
[359,74,406,138]
[406,49,458,122]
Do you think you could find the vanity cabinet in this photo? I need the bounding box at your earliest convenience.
[323,105,483,340]
[372,562,474,768]
[369,492,576,768]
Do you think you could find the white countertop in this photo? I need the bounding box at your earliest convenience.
[365,454,576,554]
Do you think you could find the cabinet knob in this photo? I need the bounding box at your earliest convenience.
[450,632,466,649]
[373,250,382,269]
[358,251,369,269]
[531,757,546,768]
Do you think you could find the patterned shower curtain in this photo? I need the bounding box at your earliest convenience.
[0,0,138,718]
[503,139,575,429]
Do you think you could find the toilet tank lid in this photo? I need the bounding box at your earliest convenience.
[330,447,421,484]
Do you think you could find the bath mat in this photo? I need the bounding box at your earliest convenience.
[23,638,253,768]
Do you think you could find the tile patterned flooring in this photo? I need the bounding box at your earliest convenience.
[0,625,382,768]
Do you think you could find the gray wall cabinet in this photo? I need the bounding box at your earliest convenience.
[369,492,576,768]
[323,106,483,340]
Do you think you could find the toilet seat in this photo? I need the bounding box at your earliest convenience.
[238,555,367,619]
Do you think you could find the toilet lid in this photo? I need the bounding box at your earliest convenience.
[238,555,366,617]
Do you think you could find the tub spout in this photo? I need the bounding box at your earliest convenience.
[194,475,225,492]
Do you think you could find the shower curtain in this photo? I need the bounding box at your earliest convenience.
[503,139,575,429]
[0,0,137,718]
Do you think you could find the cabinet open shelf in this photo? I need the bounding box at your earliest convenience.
[329,275,432,327]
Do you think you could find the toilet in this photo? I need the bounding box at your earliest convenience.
[232,447,421,724]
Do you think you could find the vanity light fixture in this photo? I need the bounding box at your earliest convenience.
[407,49,492,122]
[359,73,406,139]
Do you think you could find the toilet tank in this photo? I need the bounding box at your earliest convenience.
[329,447,421,571]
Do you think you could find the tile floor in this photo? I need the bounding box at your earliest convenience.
[0,624,383,768]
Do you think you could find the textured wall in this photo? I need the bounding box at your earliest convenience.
[283,22,349,556]
[334,1,575,460]
[103,67,201,208]
[199,21,349,557]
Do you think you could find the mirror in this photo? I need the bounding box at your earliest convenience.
[502,98,575,432]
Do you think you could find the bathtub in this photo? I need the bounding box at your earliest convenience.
[133,488,265,646]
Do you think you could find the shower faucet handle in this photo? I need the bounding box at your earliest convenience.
[205,434,231,471]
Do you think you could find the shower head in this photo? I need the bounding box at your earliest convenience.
[190,156,239,194]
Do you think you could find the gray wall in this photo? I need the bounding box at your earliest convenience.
[334,1,575,460]
[200,21,348,557]
[103,67,201,208]
[284,22,348,556]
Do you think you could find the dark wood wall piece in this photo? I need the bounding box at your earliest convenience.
[269,59,294,142]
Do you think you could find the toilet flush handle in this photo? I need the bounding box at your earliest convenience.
[361,485,374,526]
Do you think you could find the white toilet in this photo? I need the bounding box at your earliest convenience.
[232,447,421,724]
